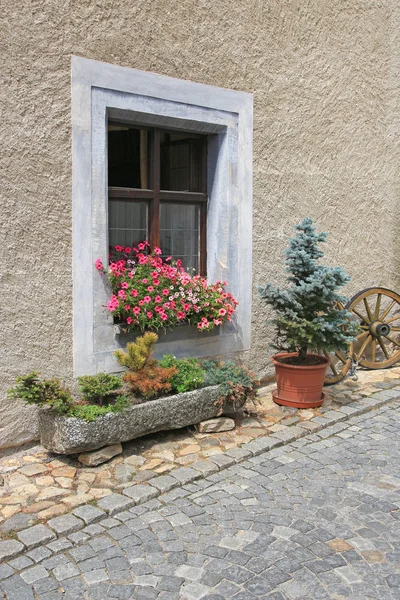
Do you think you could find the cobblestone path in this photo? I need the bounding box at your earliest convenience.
[1,402,399,600]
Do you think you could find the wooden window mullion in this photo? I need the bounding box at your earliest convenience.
[149,130,161,249]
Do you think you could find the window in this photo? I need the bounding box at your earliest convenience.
[108,124,207,274]
[72,57,252,375]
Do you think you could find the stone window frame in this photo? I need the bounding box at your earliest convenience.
[71,56,253,377]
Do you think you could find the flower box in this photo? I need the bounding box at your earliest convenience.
[39,385,243,454]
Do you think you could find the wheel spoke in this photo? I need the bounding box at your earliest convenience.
[330,363,338,376]
[374,293,382,320]
[352,308,370,323]
[363,298,373,322]
[333,351,347,364]
[386,314,400,324]
[371,338,376,363]
[356,334,372,359]
[356,331,369,342]
[385,335,400,349]
[378,337,390,359]
[379,299,396,322]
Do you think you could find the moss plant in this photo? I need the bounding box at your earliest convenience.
[159,355,204,393]
[77,373,123,405]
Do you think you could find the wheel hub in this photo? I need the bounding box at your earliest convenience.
[370,321,390,337]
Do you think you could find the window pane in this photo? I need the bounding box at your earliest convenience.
[160,203,200,272]
[108,125,150,188]
[160,134,205,192]
[108,201,147,248]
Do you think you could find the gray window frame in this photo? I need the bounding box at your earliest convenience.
[71,56,253,376]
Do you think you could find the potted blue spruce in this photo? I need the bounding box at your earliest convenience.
[258,217,359,408]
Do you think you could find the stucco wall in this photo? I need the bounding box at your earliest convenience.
[1,0,400,448]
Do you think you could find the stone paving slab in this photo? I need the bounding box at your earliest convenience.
[0,402,399,598]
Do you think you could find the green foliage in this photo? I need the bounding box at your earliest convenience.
[114,332,158,371]
[77,373,123,405]
[115,333,177,400]
[7,371,73,415]
[69,395,131,422]
[159,355,204,393]
[202,360,258,408]
[258,217,360,361]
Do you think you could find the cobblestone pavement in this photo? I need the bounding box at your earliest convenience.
[0,401,399,599]
[1,367,400,526]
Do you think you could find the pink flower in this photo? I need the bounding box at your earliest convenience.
[118,290,126,299]
[139,300,145,306]
[155,295,162,303]
[142,279,148,284]
[95,259,103,271]
[154,247,162,255]
[177,311,185,319]
[124,305,131,311]
[213,318,223,326]
[138,255,147,264]
[160,313,168,321]
[197,322,204,329]
[115,245,124,252]
[131,289,138,297]
[165,256,172,262]
[147,286,154,292]
[107,296,119,312]
[162,289,169,296]
[143,295,151,303]
[138,242,146,250]
[133,307,141,315]
[126,317,133,325]
[124,247,132,253]
[153,280,160,286]
[218,308,227,316]
[121,282,129,289]
[147,311,153,318]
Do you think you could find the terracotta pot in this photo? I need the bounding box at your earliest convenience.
[271,352,330,409]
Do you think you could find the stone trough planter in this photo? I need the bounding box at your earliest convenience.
[39,386,242,454]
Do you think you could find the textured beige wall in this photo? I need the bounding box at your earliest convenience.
[1,0,400,448]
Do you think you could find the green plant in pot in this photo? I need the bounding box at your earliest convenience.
[258,217,359,408]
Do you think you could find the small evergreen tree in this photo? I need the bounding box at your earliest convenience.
[258,217,359,363]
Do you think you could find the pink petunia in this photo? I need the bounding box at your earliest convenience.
[146,311,153,318]
[218,308,227,316]
[162,289,169,296]
[143,295,151,303]
[139,300,145,306]
[154,247,162,255]
[177,311,185,319]
[160,313,168,321]
[133,306,141,315]
[138,243,146,250]
[95,259,103,271]
[147,286,154,292]
[121,282,129,289]
[118,290,126,299]
[126,317,133,324]
[154,295,162,303]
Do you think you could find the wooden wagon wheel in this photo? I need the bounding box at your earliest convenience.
[346,287,400,369]
[323,344,354,385]
[320,301,354,385]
